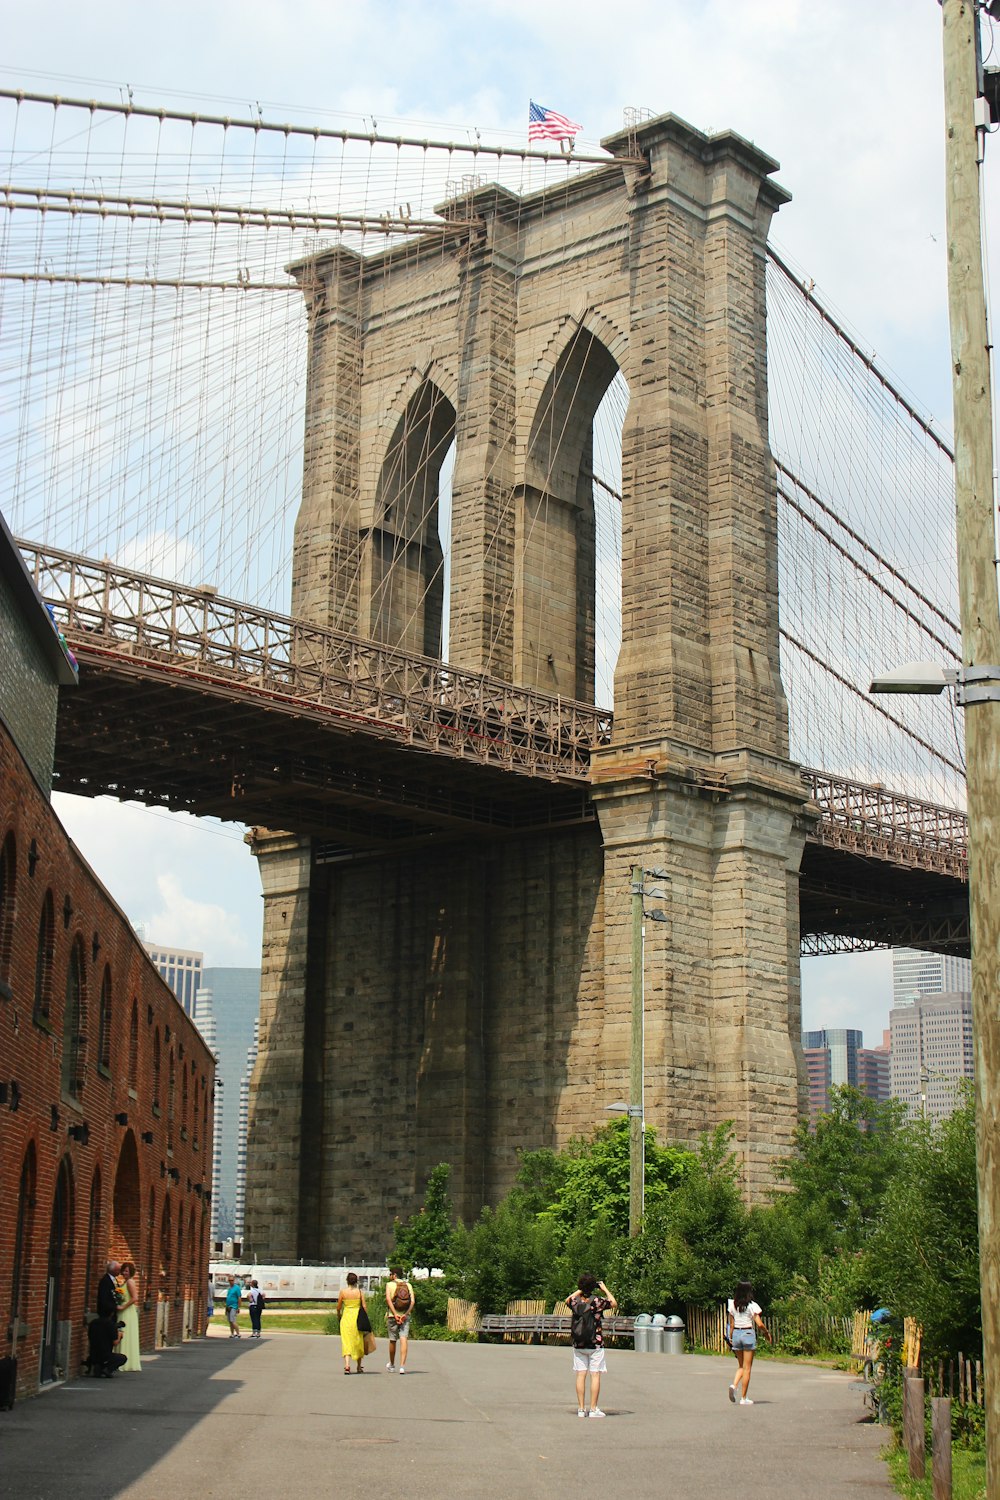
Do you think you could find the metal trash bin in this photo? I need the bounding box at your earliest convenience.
[648,1313,666,1354]
[663,1314,685,1355]
[633,1313,652,1353]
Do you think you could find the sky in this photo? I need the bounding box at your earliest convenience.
[7,0,998,1046]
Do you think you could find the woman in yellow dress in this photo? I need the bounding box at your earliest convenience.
[116,1261,142,1372]
[336,1272,368,1374]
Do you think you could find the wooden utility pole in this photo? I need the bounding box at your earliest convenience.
[629,864,645,1237]
[940,2,1000,1492]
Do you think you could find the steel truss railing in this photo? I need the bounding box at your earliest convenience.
[801,768,968,877]
[19,541,613,782]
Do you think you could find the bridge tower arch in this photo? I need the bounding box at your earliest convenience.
[247,111,813,1260]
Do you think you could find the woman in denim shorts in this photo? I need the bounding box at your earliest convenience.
[726,1280,772,1405]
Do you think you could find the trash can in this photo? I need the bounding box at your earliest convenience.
[648,1313,666,1354]
[663,1314,685,1355]
[633,1313,652,1353]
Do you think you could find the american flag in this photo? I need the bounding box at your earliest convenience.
[528,101,582,143]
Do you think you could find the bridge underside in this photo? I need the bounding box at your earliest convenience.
[53,657,968,957]
[54,656,593,847]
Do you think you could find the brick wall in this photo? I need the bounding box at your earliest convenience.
[0,724,216,1399]
[0,571,59,793]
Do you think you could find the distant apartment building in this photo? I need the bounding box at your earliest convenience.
[802,1028,861,1125]
[890,991,973,1123]
[892,948,971,1008]
[197,967,260,1244]
[801,1028,889,1126]
[193,986,224,1240]
[858,1030,891,1105]
[235,1019,259,1243]
[144,942,203,1017]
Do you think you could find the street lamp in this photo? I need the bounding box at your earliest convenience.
[609,866,669,1237]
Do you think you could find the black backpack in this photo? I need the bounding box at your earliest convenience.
[571,1296,598,1349]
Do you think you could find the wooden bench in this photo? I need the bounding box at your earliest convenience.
[476,1314,636,1342]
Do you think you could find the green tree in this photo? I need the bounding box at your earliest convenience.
[448,1196,558,1312]
[655,1123,753,1306]
[393,1162,455,1271]
[867,1085,980,1357]
[774,1086,909,1265]
[540,1117,693,1242]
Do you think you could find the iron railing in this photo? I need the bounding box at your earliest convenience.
[801,768,968,878]
[20,541,613,782]
[20,542,970,878]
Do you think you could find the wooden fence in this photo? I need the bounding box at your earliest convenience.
[685,1303,853,1355]
[933,1353,983,1406]
[503,1300,546,1342]
[446,1297,480,1333]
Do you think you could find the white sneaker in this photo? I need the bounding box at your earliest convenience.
[577,1409,587,1418]
[386,1362,394,1371]
[728,1384,736,1403]
[398,1366,406,1374]
[588,1408,606,1419]
[740,1397,753,1406]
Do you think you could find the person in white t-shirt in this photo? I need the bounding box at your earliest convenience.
[726,1280,772,1405]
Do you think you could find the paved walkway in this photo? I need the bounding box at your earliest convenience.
[0,1326,892,1499]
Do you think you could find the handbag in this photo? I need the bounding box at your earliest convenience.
[356,1299,372,1334]
[363,1331,377,1356]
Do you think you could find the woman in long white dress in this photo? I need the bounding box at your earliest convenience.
[117,1261,142,1371]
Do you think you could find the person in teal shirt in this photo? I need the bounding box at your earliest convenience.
[225,1277,243,1338]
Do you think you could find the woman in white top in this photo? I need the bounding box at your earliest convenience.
[726,1280,771,1405]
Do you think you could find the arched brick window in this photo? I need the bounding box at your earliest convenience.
[61,937,87,1099]
[33,890,55,1026]
[146,1188,157,1286]
[97,965,112,1076]
[152,1028,161,1115]
[128,999,139,1093]
[168,1047,175,1132]
[181,1061,189,1139]
[10,1144,37,1330]
[85,1167,103,1309]
[0,831,15,988]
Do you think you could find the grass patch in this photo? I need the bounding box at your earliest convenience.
[885,1446,986,1500]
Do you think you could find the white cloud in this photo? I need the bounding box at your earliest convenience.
[146,871,249,964]
[53,793,262,967]
[801,949,895,1049]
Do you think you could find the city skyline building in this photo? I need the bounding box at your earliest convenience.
[801,1028,863,1126]
[143,940,204,1017]
[199,966,260,1244]
[235,1018,259,1243]
[192,985,223,1241]
[891,947,971,1009]
[890,991,974,1123]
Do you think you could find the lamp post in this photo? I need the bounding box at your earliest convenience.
[605,865,668,1237]
[630,863,645,1237]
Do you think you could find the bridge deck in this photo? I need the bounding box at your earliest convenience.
[21,541,969,953]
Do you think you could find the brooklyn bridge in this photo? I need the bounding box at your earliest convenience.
[2,89,968,1258]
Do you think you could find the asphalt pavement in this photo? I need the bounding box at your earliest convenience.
[0,1324,893,1499]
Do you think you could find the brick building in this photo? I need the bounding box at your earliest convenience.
[1,511,215,1398]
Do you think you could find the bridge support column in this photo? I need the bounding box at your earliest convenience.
[593,749,812,1194]
[447,192,518,678]
[289,248,364,633]
[244,832,315,1261]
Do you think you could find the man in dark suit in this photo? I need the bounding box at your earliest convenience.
[96,1260,121,1321]
[86,1260,126,1376]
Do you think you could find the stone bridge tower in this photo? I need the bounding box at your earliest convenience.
[246,113,813,1261]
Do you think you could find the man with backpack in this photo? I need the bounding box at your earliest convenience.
[566,1274,617,1418]
[384,1267,415,1373]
